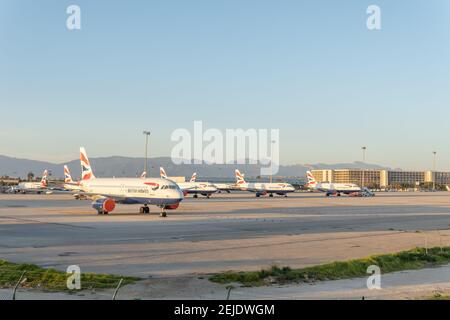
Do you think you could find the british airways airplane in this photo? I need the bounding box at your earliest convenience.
[159,167,218,198]
[306,171,365,197]
[234,169,295,197]
[62,165,82,192]
[13,170,49,194]
[77,148,184,217]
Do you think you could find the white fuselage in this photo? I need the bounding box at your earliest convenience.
[314,182,361,194]
[15,182,46,192]
[79,178,184,206]
[18,182,43,189]
[213,183,240,192]
[178,182,218,195]
[237,182,296,195]
[63,183,82,191]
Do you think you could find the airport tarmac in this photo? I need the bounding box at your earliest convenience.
[2,191,450,299]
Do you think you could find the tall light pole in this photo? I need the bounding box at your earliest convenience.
[433,151,437,191]
[143,131,151,177]
[270,140,276,183]
[361,146,367,188]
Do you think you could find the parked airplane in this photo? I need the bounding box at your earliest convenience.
[13,170,49,194]
[77,148,184,216]
[212,182,240,193]
[234,169,295,197]
[159,167,218,198]
[306,171,371,196]
[62,165,82,192]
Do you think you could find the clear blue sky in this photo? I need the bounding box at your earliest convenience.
[1,0,449,170]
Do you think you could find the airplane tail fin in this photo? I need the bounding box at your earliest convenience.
[64,165,74,183]
[160,167,168,179]
[235,169,246,184]
[40,170,48,188]
[80,147,96,180]
[190,172,197,183]
[306,171,318,188]
[140,171,147,179]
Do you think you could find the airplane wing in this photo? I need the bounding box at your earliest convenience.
[74,191,129,203]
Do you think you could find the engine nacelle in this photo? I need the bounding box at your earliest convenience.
[92,198,116,213]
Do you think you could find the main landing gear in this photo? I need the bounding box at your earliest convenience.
[97,210,109,215]
[139,205,167,217]
[139,204,150,214]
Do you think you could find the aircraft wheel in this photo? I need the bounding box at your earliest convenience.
[337,193,341,197]
[269,194,274,197]
[193,194,198,198]
[144,206,150,214]
[139,207,144,214]
[160,211,167,218]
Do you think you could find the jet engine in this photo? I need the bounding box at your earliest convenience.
[92,198,116,214]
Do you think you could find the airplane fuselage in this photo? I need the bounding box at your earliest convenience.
[178,182,218,196]
[237,182,296,195]
[315,183,361,195]
[79,178,184,206]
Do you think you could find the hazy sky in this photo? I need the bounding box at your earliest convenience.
[1,1,449,170]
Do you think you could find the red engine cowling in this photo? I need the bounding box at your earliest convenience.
[92,198,116,213]
[164,203,180,210]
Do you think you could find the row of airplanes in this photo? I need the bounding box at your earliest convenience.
[10,147,374,217]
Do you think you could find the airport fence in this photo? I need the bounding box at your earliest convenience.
[0,267,127,300]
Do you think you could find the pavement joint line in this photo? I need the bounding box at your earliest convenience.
[0,216,96,229]
[42,231,407,267]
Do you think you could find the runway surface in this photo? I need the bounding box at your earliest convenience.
[1,192,450,278]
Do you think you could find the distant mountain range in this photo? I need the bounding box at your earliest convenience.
[0,155,394,180]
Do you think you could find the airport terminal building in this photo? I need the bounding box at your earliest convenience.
[311,169,450,189]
